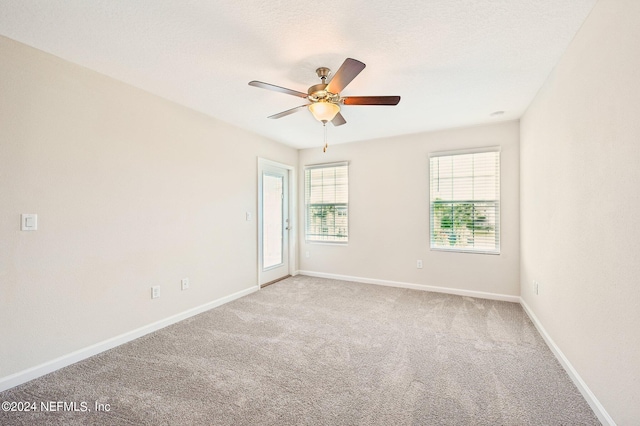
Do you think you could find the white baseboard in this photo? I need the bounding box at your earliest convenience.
[298,270,520,303]
[300,270,614,424]
[520,299,616,426]
[1,274,615,426]
[0,285,257,392]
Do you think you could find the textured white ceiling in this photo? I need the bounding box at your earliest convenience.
[0,0,597,149]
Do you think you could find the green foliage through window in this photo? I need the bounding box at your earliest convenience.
[305,163,348,243]
[430,149,500,253]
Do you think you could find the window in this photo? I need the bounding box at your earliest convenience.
[429,148,500,254]
[305,162,348,243]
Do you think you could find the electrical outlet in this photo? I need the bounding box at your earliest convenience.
[151,285,160,299]
[417,260,423,269]
[305,251,310,258]
[181,278,190,291]
[533,280,539,295]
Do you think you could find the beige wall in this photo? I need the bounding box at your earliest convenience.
[298,121,520,298]
[520,0,640,423]
[5,0,637,419]
[0,36,297,379]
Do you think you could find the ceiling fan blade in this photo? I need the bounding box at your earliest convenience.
[249,81,308,98]
[326,58,366,94]
[331,112,346,127]
[342,96,401,106]
[267,104,310,119]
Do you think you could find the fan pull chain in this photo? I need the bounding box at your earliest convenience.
[323,122,328,153]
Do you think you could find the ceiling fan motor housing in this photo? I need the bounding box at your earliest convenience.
[307,67,341,104]
[308,89,340,105]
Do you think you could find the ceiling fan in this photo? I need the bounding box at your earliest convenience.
[248,58,401,127]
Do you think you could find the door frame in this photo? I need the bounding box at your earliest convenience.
[257,158,296,288]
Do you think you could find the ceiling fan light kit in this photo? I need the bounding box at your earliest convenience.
[309,102,340,122]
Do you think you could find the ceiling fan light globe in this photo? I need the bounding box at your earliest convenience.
[309,102,340,122]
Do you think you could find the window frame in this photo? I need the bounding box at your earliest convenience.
[429,147,501,255]
[304,161,349,244]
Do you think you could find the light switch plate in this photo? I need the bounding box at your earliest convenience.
[21,214,37,231]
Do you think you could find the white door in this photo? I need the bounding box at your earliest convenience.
[258,162,290,286]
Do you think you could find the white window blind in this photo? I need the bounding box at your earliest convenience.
[305,162,348,243]
[429,148,500,254]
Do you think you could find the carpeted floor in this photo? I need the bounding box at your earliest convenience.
[0,275,600,425]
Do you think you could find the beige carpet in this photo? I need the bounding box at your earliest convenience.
[1,275,599,425]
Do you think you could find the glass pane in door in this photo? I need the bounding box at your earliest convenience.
[263,173,283,269]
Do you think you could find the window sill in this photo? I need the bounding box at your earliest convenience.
[305,240,348,246]
[430,247,500,255]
